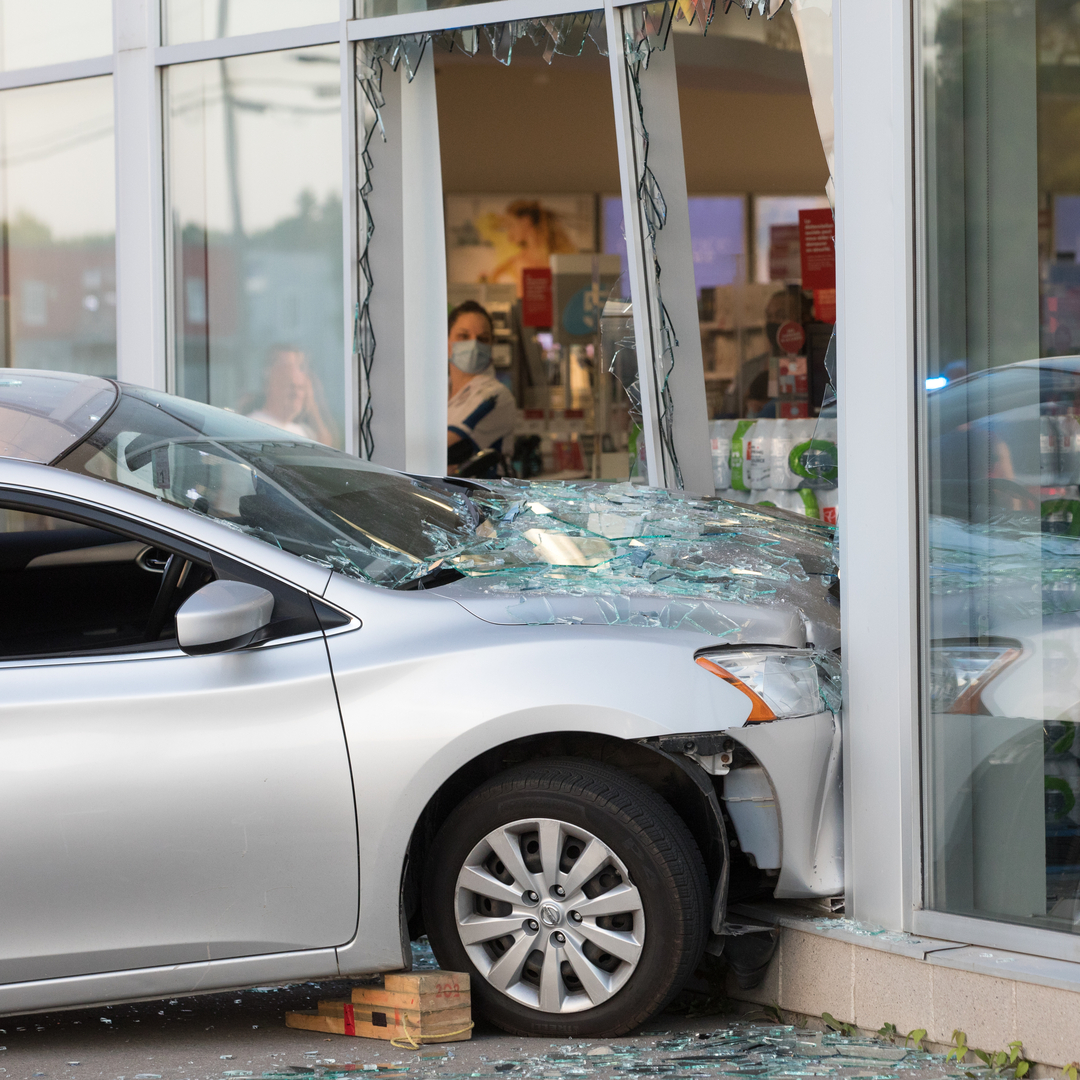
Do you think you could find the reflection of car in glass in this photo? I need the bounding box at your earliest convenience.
[0,371,842,1035]
[927,358,1080,928]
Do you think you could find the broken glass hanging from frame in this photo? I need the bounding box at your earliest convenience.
[353,0,797,470]
[353,12,609,460]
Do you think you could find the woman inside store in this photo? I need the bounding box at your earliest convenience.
[447,300,516,475]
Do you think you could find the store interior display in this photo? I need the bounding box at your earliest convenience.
[357,0,833,489]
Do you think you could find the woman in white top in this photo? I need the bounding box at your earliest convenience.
[446,301,516,472]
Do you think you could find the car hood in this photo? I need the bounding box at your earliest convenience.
[431,479,841,651]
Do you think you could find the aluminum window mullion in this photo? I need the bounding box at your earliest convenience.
[835,0,920,931]
[603,3,714,493]
[0,55,112,91]
[113,0,167,390]
[154,23,339,67]
[913,908,1080,965]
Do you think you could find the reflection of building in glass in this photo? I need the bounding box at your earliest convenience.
[0,74,116,376]
[168,46,344,446]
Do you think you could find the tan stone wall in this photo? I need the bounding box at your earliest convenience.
[727,926,1080,1069]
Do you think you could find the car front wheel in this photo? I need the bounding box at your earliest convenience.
[423,758,710,1037]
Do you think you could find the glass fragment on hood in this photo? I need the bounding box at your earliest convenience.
[429,478,839,641]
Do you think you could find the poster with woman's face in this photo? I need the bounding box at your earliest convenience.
[445,194,597,288]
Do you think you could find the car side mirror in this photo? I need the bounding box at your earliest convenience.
[176,580,275,656]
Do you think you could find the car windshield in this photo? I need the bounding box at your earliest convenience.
[54,386,475,587]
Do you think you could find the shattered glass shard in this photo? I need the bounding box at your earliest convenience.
[399,34,428,79]
[523,529,616,566]
[485,22,515,64]
[587,10,609,54]
[506,596,557,625]
[455,25,480,54]
[554,12,593,56]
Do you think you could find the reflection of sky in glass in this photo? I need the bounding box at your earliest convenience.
[602,194,745,293]
[165,0,338,44]
[753,194,830,283]
[168,49,341,233]
[0,75,114,239]
[0,0,112,70]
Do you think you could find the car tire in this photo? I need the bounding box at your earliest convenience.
[423,757,710,1037]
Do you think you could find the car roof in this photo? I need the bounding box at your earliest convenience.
[0,369,117,464]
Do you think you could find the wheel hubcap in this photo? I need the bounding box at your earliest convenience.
[454,817,646,1014]
[539,902,563,927]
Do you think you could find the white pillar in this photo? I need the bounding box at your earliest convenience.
[400,56,448,476]
[834,0,917,930]
[635,36,713,496]
[112,0,167,389]
[606,6,713,494]
[361,48,447,475]
[340,1,361,455]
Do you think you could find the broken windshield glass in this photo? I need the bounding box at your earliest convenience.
[55,387,837,614]
[54,387,477,587]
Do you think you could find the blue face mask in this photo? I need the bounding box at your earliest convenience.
[450,339,492,375]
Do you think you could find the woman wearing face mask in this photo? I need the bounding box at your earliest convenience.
[447,301,516,472]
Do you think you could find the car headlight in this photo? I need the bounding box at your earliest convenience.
[696,647,842,721]
[929,639,1021,714]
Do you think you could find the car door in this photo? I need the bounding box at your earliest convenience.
[0,491,359,984]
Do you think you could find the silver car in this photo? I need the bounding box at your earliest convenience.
[0,370,842,1036]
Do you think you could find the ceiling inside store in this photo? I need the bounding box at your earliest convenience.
[433,11,829,196]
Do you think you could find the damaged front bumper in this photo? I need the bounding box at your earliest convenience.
[649,710,844,903]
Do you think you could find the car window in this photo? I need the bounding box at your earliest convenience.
[55,389,475,587]
[0,371,116,463]
[0,505,213,659]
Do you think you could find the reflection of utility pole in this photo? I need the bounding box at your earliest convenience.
[216,0,249,404]
[218,0,244,239]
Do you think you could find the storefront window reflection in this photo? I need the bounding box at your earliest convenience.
[164,1,338,44]
[166,46,344,447]
[0,76,116,375]
[921,0,1080,933]
[0,1,111,69]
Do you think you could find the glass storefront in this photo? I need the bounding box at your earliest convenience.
[166,45,344,447]
[0,76,116,375]
[921,0,1080,933]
